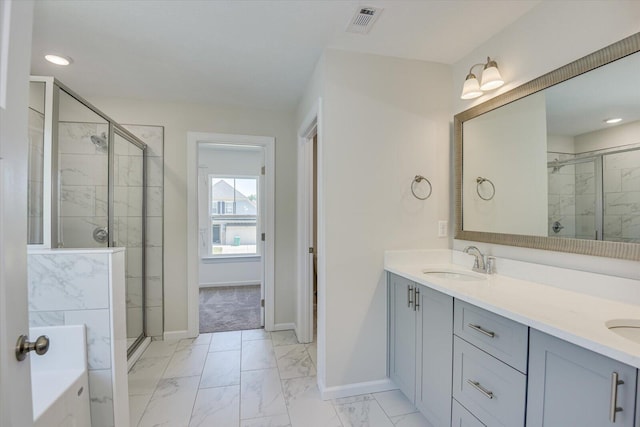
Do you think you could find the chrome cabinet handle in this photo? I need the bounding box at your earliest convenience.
[468,323,495,338]
[414,287,420,311]
[609,372,624,423]
[467,379,494,399]
[407,285,414,308]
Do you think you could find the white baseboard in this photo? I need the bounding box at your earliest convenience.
[271,322,295,332]
[318,377,398,400]
[163,329,194,341]
[199,280,260,288]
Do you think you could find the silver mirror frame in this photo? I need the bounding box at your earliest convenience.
[454,32,640,261]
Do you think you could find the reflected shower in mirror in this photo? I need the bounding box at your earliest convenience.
[28,81,46,245]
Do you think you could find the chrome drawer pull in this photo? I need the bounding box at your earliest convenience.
[414,287,420,311]
[467,379,494,399]
[609,372,624,423]
[407,285,414,308]
[468,323,495,338]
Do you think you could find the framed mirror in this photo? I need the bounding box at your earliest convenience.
[455,32,640,261]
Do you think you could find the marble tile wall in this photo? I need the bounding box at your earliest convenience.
[547,152,577,238]
[58,122,109,249]
[28,249,128,427]
[603,149,640,243]
[123,125,164,339]
[28,109,45,244]
[574,160,597,240]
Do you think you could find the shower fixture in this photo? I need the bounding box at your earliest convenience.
[90,132,108,151]
[549,159,564,173]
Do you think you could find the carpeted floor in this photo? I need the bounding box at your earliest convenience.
[199,285,262,333]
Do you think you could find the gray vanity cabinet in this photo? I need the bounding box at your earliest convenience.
[527,329,638,427]
[388,273,453,426]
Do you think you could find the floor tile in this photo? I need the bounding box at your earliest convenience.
[138,376,200,427]
[242,339,277,371]
[189,385,240,427]
[140,339,179,358]
[335,397,394,427]
[305,341,318,367]
[200,350,241,388]
[210,330,242,352]
[240,368,287,419]
[373,390,417,418]
[128,356,171,395]
[178,333,212,349]
[129,394,151,427]
[281,376,341,427]
[240,414,291,427]
[390,411,433,427]
[274,344,316,380]
[243,328,271,341]
[163,345,208,378]
[333,394,374,405]
[271,330,299,347]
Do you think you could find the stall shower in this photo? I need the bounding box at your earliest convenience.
[28,77,164,357]
[547,144,640,243]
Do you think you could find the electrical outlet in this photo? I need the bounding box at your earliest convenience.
[438,220,448,237]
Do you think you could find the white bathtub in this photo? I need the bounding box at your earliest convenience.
[30,325,91,427]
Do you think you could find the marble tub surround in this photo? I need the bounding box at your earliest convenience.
[385,249,640,369]
[28,248,130,427]
[129,330,426,427]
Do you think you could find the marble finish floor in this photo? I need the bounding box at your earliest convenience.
[128,329,430,426]
[199,286,262,333]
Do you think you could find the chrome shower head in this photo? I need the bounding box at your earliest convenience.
[90,133,108,150]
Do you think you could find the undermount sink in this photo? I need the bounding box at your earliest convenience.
[606,319,640,344]
[422,269,486,282]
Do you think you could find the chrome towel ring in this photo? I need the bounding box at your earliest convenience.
[476,177,495,201]
[411,175,432,200]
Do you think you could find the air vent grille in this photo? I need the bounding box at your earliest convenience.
[346,6,382,34]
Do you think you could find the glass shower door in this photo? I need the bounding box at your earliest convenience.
[112,129,146,352]
[603,148,640,243]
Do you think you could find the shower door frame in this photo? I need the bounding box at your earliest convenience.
[29,76,149,356]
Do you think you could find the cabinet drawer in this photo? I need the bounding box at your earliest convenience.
[452,399,486,427]
[453,337,526,427]
[454,300,528,373]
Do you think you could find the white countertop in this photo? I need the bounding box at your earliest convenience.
[385,251,640,369]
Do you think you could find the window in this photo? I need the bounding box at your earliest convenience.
[209,177,258,256]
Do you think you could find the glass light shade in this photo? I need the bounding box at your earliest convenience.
[461,75,482,100]
[480,65,504,91]
[45,54,71,66]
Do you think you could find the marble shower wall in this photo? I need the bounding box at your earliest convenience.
[603,149,640,243]
[58,122,109,248]
[547,152,577,238]
[28,109,45,244]
[28,249,129,427]
[123,124,164,339]
[574,160,597,240]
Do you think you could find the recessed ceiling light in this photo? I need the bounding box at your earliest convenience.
[604,118,622,124]
[45,54,72,66]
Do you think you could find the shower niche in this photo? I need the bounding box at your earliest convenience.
[28,76,152,356]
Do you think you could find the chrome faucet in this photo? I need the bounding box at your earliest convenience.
[463,246,495,274]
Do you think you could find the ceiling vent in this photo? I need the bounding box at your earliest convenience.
[346,6,383,34]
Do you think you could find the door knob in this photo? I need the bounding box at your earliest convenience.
[15,335,50,361]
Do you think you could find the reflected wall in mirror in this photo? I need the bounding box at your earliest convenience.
[28,82,46,245]
[455,32,640,260]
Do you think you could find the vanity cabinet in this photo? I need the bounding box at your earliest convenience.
[527,329,638,427]
[388,273,453,427]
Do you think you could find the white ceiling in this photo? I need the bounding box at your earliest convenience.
[31,0,539,110]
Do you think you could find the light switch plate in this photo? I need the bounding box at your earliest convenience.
[438,220,448,237]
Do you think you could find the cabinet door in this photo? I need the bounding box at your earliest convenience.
[389,273,416,401]
[415,285,453,426]
[527,330,637,427]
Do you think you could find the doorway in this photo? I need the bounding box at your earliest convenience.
[187,133,275,338]
[197,144,264,332]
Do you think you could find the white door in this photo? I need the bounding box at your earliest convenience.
[0,1,35,427]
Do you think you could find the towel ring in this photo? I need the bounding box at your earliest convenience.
[476,177,495,201]
[411,175,432,200]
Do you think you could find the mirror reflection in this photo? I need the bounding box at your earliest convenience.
[28,81,46,245]
[462,51,640,244]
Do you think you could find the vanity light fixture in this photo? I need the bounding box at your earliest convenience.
[604,118,622,124]
[460,57,504,100]
[45,54,72,66]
